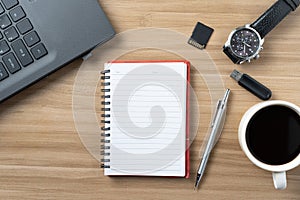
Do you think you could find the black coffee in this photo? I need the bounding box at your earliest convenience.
[246,105,300,165]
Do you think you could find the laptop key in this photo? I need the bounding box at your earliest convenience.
[24,31,40,47]
[4,26,19,42]
[0,62,8,81]
[3,53,21,74]
[1,0,19,10]
[0,3,4,14]
[0,40,10,55]
[0,14,12,29]
[31,43,47,60]
[9,6,26,22]
[11,39,33,67]
[16,18,33,34]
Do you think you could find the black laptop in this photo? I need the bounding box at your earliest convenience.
[0,0,115,102]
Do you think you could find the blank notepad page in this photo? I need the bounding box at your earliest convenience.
[103,61,188,176]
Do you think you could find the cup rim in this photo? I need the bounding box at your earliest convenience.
[238,100,300,172]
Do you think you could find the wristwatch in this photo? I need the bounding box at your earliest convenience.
[223,0,300,64]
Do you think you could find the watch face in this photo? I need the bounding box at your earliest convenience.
[230,28,260,58]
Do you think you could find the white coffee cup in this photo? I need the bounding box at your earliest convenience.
[238,100,300,190]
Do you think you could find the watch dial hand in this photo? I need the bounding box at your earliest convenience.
[243,42,251,47]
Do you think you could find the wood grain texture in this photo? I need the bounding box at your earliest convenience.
[0,0,299,199]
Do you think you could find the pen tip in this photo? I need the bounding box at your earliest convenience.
[194,173,201,190]
[194,183,199,191]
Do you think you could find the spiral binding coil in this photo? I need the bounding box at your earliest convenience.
[100,69,111,169]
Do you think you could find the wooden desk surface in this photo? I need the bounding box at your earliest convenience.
[0,0,299,199]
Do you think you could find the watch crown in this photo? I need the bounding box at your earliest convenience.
[247,59,251,63]
[254,54,260,60]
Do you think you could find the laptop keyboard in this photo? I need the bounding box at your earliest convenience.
[0,0,48,81]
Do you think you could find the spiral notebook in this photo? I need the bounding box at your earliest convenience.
[101,61,190,177]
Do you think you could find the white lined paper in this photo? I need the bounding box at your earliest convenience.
[103,62,188,176]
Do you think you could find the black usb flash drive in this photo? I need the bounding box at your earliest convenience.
[230,69,272,100]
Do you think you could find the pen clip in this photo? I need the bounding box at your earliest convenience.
[211,100,222,128]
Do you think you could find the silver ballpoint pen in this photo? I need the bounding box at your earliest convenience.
[194,89,231,189]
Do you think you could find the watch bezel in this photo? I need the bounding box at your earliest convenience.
[225,24,264,63]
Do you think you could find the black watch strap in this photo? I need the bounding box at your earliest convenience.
[251,0,300,39]
[223,46,241,64]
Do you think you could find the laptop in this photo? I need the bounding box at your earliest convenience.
[0,0,115,102]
